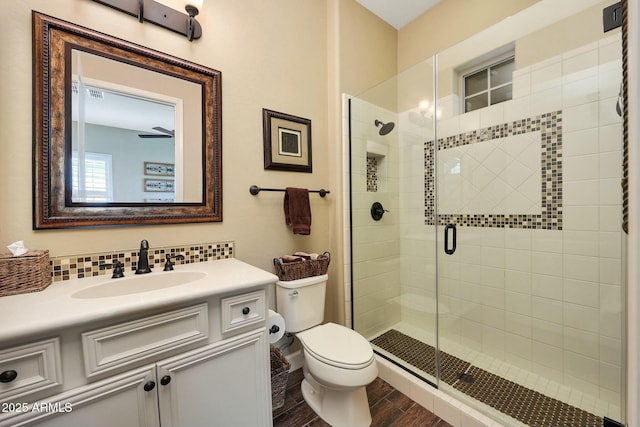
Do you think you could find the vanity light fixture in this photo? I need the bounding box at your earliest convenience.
[184,0,202,41]
[92,0,203,41]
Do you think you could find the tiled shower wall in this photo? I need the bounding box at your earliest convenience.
[397,32,623,414]
[349,98,402,339]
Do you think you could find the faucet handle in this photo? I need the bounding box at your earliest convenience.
[163,253,185,271]
[100,260,125,278]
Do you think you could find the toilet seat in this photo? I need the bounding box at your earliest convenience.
[297,323,374,370]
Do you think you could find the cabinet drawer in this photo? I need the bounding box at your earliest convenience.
[221,290,266,333]
[0,338,62,402]
[82,303,208,377]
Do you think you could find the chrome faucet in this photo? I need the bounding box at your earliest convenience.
[135,240,152,274]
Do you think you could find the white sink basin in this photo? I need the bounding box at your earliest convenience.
[72,271,206,299]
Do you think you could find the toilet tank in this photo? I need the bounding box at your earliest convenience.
[276,274,327,333]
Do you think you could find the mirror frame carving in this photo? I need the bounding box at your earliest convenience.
[32,12,222,229]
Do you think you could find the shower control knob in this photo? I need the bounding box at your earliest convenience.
[0,370,17,383]
[143,381,156,392]
[242,307,250,315]
[371,202,389,221]
[160,375,172,386]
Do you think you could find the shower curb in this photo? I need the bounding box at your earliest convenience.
[375,355,505,427]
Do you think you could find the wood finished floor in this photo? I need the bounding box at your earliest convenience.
[272,369,453,427]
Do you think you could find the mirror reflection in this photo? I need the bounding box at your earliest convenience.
[70,50,203,204]
[33,12,222,228]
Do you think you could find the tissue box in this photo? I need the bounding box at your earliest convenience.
[0,250,51,297]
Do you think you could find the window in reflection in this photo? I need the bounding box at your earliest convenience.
[71,152,113,202]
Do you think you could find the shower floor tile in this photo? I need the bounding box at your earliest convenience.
[371,329,604,427]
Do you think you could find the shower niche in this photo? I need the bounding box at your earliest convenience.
[366,141,388,193]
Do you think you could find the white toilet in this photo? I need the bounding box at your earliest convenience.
[276,274,378,427]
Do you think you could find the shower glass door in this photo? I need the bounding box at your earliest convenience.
[350,58,440,385]
[350,0,626,425]
[434,0,625,424]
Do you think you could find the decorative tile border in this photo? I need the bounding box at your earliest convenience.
[425,111,562,230]
[367,156,378,192]
[49,241,234,282]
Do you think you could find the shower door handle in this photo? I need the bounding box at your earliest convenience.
[444,223,457,255]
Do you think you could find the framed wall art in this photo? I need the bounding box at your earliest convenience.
[262,109,312,172]
[144,162,175,176]
[144,179,175,192]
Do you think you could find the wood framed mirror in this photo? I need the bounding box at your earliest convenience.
[32,12,222,229]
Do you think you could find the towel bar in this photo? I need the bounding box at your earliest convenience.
[249,185,330,198]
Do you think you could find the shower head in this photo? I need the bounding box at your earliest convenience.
[374,120,395,136]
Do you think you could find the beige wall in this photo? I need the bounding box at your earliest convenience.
[0,0,556,327]
[324,0,398,323]
[337,0,398,97]
[517,0,616,68]
[398,0,539,72]
[0,0,399,326]
[0,1,331,276]
[429,0,615,101]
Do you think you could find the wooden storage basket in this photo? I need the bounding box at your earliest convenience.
[0,250,51,297]
[270,345,290,410]
[273,252,330,281]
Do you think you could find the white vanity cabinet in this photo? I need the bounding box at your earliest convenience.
[156,328,270,427]
[8,365,161,427]
[6,329,269,427]
[0,338,63,404]
[0,260,277,427]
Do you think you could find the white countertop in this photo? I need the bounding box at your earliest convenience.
[0,258,278,343]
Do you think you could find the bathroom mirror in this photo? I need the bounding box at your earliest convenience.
[33,12,222,228]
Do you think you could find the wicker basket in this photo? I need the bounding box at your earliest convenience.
[270,345,290,410]
[0,250,51,297]
[273,252,330,281]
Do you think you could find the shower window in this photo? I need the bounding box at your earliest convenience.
[462,56,514,112]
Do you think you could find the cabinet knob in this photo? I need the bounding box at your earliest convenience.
[143,381,156,392]
[160,375,172,386]
[242,307,250,315]
[0,370,17,383]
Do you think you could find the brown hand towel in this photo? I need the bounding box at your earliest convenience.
[284,187,311,235]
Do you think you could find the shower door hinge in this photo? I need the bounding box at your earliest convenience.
[603,416,625,427]
[603,2,622,32]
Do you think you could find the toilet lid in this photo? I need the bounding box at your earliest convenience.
[297,323,374,370]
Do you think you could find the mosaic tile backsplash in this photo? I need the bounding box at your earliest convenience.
[425,111,562,230]
[50,241,234,282]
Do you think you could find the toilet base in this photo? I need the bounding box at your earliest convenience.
[301,374,372,427]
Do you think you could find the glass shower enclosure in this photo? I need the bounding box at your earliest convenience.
[349,1,626,425]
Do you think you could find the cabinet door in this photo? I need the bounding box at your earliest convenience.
[0,365,160,427]
[157,329,271,427]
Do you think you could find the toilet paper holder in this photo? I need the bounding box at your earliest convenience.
[267,309,286,343]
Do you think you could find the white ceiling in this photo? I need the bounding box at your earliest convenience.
[355,0,442,29]
[72,84,175,135]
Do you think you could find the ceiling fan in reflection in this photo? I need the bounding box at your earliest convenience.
[138,126,175,139]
